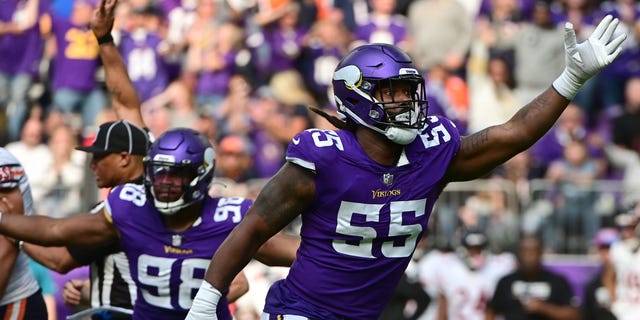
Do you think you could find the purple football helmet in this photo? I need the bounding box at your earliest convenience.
[332,43,428,144]
[143,128,215,215]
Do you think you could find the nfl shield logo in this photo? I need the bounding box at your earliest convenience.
[172,235,182,247]
[383,173,394,186]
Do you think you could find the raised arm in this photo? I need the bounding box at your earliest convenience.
[444,15,626,182]
[91,0,145,128]
[186,162,315,319]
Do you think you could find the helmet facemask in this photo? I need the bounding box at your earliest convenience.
[143,129,215,216]
[145,161,205,215]
[367,75,427,144]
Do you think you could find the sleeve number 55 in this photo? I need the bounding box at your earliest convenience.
[332,199,426,259]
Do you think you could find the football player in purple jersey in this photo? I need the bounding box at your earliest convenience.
[0,128,299,320]
[186,15,627,320]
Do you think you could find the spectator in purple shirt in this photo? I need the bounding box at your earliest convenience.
[0,0,46,142]
[47,0,108,137]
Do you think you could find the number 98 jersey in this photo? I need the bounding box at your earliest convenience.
[104,183,252,320]
[280,115,461,319]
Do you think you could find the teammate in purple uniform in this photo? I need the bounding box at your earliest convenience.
[186,15,627,320]
[0,128,299,320]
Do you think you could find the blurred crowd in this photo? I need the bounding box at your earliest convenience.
[1,0,640,318]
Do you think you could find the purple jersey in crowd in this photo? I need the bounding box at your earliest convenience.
[195,50,237,97]
[119,31,170,102]
[50,16,101,91]
[104,183,252,320]
[267,115,461,319]
[354,15,407,46]
[300,44,342,106]
[0,0,47,77]
[263,25,306,74]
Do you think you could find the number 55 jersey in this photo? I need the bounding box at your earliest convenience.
[104,183,252,320]
[277,115,461,319]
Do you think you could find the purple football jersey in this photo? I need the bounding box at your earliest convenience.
[119,31,170,102]
[263,25,306,74]
[50,17,101,91]
[0,0,47,77]
[195,50,237,97]
[272,115,461,319]
[105,183,252,320]
[354,15,407,46]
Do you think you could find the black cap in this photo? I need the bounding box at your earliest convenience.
[76,120,149,155]
[462,231,488,248]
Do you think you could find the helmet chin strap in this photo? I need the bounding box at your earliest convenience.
[336,96,420,145]
[151,186,192,215]
[154,195,188,215]
[385,126,418,145]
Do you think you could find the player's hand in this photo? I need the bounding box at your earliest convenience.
[552,15,626,99]
[63,279,86,306]
[91,0,117,39]
[523,298,545,313]
[185,281,221,319]
[0,196,18,215]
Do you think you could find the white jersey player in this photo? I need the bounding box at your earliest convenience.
[605,213,640,320]
[432,232,516,320]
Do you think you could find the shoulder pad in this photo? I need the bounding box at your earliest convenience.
[414,115,461,151]
[285,129,346,171]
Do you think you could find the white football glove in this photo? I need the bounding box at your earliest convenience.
[552,15,627,100]
[185,281,222,320]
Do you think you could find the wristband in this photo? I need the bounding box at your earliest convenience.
[17,240,23,251]
[96,33,114,45]
[186,281,222,319]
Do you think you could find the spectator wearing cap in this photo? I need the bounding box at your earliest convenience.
[582,228,619,320]
[20,119,149,320]
[46,0,108,136]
